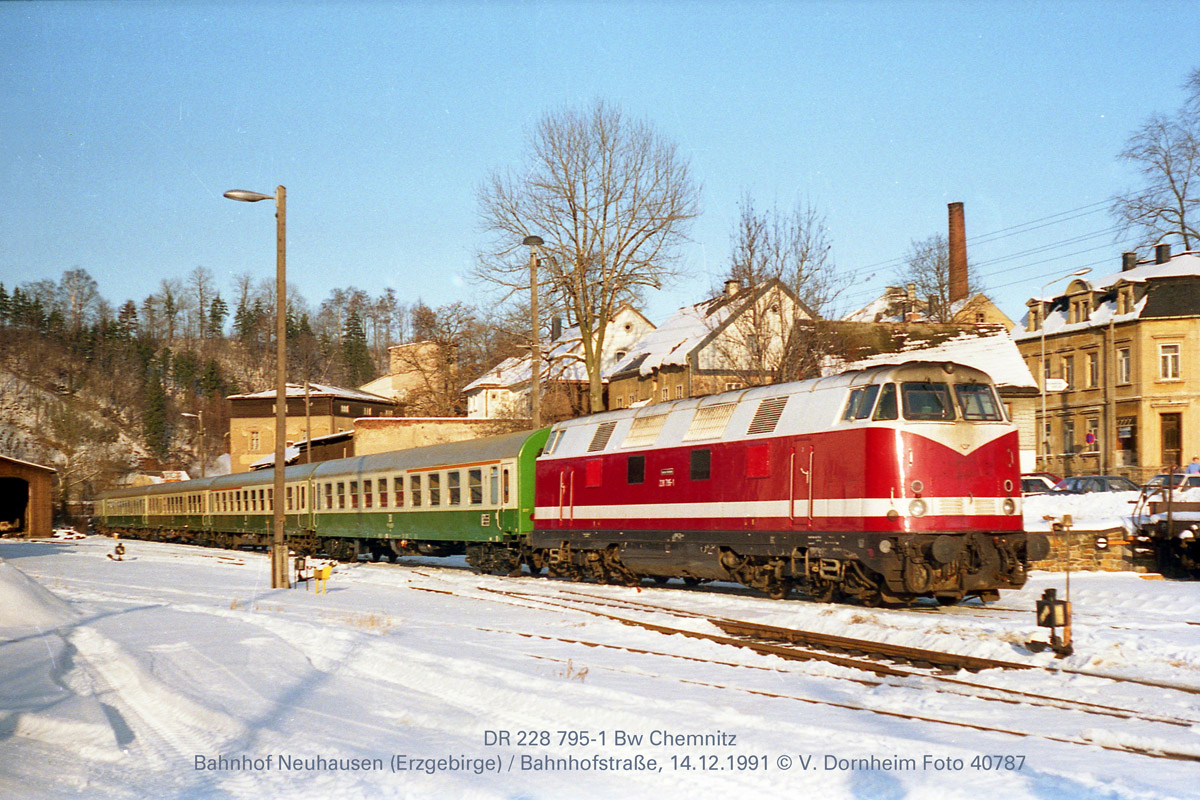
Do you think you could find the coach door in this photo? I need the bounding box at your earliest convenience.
[790,443,814,529]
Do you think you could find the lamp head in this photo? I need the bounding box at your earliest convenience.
[224,190,273,203]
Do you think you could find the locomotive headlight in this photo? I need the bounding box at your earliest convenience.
[1002,498,1017,516]
[879,539,893,554]
[908,498,928,517]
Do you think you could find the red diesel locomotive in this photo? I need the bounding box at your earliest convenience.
[532,361,1048,604]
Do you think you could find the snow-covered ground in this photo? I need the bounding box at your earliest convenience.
[3,521,1200,799]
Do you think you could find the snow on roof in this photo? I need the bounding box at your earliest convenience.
[610,284,784,377]
[1090,251,1200,290]
[250,444,301,470]
[227,383,393,404]
[831,326,1037,390]
[464,306,653,393]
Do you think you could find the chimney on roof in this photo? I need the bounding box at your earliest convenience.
[906,283,917,321]
[724,279,741,298]
[948,202,968,304]
[551,316,563,341]
[1155,243,1172,264]
[1122,251,1139,272]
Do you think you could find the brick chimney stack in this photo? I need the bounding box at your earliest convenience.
[948,202,968,304]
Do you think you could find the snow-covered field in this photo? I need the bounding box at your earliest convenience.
[3,525,1200,799]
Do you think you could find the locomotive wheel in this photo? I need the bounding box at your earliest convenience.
[808,582,837,603]
[767,581,792,600]
[935,595,962,607]
[652,576,671,586]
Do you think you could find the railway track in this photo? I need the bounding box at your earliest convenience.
[406,582,1200,763]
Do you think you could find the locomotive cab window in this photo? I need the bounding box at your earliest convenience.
[901,382,956,421]
[873,383,898,420]
[842,385,880,420]
[954,383,1003,421]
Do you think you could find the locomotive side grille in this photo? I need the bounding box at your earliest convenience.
[682,403,737,441]
[747,396,788,436]
[588,421,618,452]
[623,413,669,448]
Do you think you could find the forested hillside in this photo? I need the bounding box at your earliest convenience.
[0,267,524,520]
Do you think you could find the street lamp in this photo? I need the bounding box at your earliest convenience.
[224,185,290,590]
[181,411,205,479]
[523,235,544,428]
[1039,267,1092,470]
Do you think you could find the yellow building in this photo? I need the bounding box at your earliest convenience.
[1013,246,1200,480]
[226,383,397,473]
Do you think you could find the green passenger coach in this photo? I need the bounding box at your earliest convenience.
[96,428,550,572]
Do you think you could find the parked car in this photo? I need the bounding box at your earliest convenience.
[1026,471,1062,485]
[1052,475,1141,494]
[1021,475,1057,494]
[1143,473,1200,490]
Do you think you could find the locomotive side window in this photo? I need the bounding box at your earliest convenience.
[544,429,563,455]
[954,383,1004,421]
[843,385,880,420]
[901,382,956,420]
[690,449,711,481]
[627,455,646,484]
[873,383,898,420]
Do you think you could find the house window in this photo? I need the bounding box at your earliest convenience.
[1086,418,1100,452]
[1117,348,1131,384]
[675,385,684,399]
[661,387,669,402]
[1160,344,1181,379]
[1063,418,1075,455]
[1063,356,1075,390]
[1086,352,1099,388]
[250,431,261,451]
[725,382,744,392]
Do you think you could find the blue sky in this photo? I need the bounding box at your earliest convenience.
[2,1,1198,327]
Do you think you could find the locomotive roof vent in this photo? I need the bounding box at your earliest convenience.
[747,396,789,436]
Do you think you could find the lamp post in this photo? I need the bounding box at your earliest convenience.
[1038,267,1092,471]
[181,411,205,478]
[224,185,290,590]
[523,235,544,428]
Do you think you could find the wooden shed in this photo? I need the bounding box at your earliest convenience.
[0,455,56,538]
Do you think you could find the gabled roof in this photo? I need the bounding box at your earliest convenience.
[464,304,653,393]
[610,279,807,378]
[227,382,393,404]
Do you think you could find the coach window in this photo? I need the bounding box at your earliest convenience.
[286,486,294,511]
[395,475,406,507]
[410,475,423,507]
[901,382,956,421]
[469,469,483,505]
[690,449,711,481]
[448,472,461,506]
[503,469,511,504]
[364,479,374,509]
[429,473,441,506]
[324,483,333,511]
[627,455,646,485]
[490,467,500,505]
[378,477,388,507]
[300,485,307,511]
[873,383,898,420]
[351,481,361,509]
[336,482,346,509]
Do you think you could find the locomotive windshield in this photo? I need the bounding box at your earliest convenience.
[900,382,956,420]
[954,383,1004,420]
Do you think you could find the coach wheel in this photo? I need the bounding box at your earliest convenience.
[767,581,792,600]
[652,576,671,586]
[935,595,962,607]
[860,590,884,608]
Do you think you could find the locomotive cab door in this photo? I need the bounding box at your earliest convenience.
[791,442,814,529]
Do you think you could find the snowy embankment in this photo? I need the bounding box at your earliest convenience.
[2,536,1200,800]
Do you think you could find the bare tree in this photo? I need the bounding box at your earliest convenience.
[895,234,981,323]
[1111,69,1200,251]
[187,267,215,342]
[476,100,700,413]
[59,268,100,337]
[712,196,845,383]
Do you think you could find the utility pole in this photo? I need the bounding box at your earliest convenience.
[523,235,544,428]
